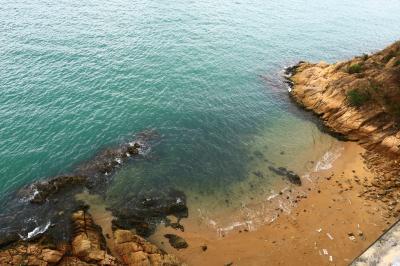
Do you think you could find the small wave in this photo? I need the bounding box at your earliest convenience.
[217,221,253,237]
[18,220,51,241]
[314,146,344,171]
[19,185,39,203]
[129,141,151,155]
[266,193,278,201]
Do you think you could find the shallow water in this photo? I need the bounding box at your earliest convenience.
[1,0,400,233]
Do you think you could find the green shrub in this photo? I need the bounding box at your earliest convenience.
[361,53,369,61]
[346,89,370,107]
[383,51,396,63]
[394,59,400,67]
[347,64,362,74]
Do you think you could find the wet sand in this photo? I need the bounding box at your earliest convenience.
[148,142,394,265]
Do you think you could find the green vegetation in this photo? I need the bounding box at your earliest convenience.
[394,59,400,67]
[361,53,369,61]
[383,50,397,63]
[346,89,370,107]
[347,63,362,74]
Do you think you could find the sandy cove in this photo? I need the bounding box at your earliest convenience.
[2,42,399,266]
[147,142,394,265]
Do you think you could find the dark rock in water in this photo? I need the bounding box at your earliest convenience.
[164,234,188,249]
[18,135,148,205]
[253,170,264,178]
[127,145,139,155]
[1,131,164,246]
[284,61,305,76]
[112,219,151,237]
[286,171,302,186]
[133,142,141,149]
[0,231,19,249]
[20,175,88,204]
[283,61,305,88]
[268,166,302,185]
[111,188,188,237]
[75,133,153,180]
[169,222,184,232]
[165,217,185,232]
[253,150,264,159]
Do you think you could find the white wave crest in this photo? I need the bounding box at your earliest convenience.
[314,146,344,172]
[18,220,51,241]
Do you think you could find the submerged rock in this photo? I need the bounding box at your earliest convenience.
[164,234,188,250]
[22,175,87,204]
[111,188,188,237]
[268,166,302,185]
[253,170,264,178]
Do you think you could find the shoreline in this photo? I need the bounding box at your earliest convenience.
[147,141,394,265]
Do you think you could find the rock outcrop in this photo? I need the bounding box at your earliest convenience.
[0,210,183,266]
[288,41,400,216]
[289,41,400,155]
[18,140,143,205]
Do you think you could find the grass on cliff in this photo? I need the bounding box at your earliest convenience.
[346,89,370,107]
[347,63,362,74]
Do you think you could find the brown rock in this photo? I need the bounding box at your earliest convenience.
[123,251,150,266]
[114,229,135,244]
[58,256,96,266]
[41,248,64,263]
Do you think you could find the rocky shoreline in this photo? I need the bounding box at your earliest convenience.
[0,209,183,265]
[0,130,188,265]
[287,41,400,219]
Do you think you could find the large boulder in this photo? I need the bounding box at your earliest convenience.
[113,229,182,266]
[164,234,188,250]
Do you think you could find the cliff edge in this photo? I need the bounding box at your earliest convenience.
[289,41,400,155]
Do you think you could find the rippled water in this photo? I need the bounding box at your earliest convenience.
[1,0,400,231]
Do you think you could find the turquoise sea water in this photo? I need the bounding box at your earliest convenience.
[1,0,400,231]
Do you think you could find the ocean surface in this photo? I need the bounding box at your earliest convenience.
[1,0,400,234]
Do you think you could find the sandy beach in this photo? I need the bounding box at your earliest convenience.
[143,142,394,265]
